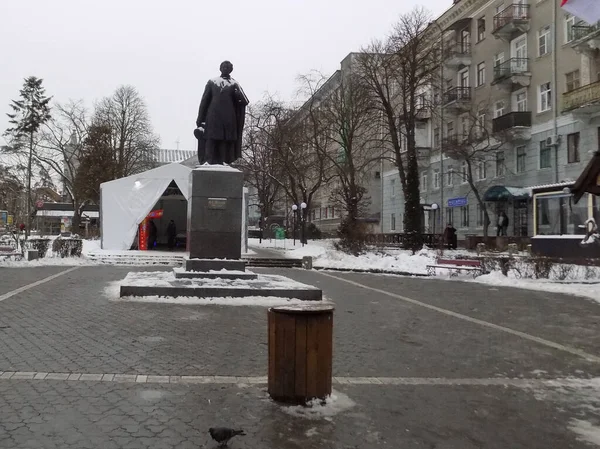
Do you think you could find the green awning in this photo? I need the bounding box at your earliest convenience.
[483,185,530,202]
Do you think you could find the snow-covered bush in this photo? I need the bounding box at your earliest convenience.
[24,238,51,258]
[52,238,83,258]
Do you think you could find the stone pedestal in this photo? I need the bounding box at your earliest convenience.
[187,166,243,261]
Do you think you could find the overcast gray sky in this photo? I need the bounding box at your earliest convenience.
[1,0,449,152]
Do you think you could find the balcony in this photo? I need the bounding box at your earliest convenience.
[562,80,600,115]
[492,111,532,140]
[570,21,600,55]
[443,87,471,110]
[444,43,472,68]
[492,58,531,88]
[492,4,530,40]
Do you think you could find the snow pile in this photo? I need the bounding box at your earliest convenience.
[569,420,600,446]
[280,391,355,420]
[530,378,600,446]
[471,268,600,301]
[249,238,435,275]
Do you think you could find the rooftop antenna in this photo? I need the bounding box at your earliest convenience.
[175,138,180,150]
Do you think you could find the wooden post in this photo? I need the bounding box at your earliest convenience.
[268,304,334,404]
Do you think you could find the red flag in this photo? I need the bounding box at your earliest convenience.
[561,0,600,24]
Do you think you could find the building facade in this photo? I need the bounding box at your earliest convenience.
[382,0,600,238]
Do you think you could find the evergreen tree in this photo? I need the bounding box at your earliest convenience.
[4,76,52,237]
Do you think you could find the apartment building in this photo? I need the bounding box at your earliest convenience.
[383,0,600,238]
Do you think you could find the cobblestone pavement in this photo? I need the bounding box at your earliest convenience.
[1,265,600,447]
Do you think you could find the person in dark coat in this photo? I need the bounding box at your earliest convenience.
[497,211,509,236]
[195,60,249,165]
[166,220,177,250]
[443,223,457,250]
[148,220,157,250]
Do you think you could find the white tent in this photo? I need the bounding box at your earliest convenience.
[100,162,248,252]
[100,163,192,250]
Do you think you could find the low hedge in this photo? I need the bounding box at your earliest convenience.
[24,238,51,258]
[52,238,83,258]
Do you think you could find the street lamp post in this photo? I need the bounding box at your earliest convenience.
[431,203,439,241]
[300,202,307,246]
[291,204,298,246]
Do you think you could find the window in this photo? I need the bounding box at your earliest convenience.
[539,82,552,112]
[539,141,552,169]
[433,169,440,189]
[417,94,426,109]
[330,207,335,218]
[495,3,504,14]
[477,111,486,137]
[461,161,468,183]
[446,121,454,137]
[477,161,487,180]
[496,151,506,177]
[494,101,506,118]
[515,91,527,112]
[516,145,526,173]
[567,132,580,163]
[460,29,471,52]
[391,213,396,231]
[461,115,469,140]
[391,178,396,197]
[434,127,440,148]
[422,172,428,190]
[477,62,486,86]
[323,207,328,219]
[459,69,470,88]
[566,70,580,92]
[476,204,484,227]
[447,168,454,186]
[477,17,486,42]
[565,14,576,43]
[494,52,504,68]
[446,207,454,226]
[538,25,551,56]
[460,205,470,227]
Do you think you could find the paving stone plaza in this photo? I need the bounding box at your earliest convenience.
[2,265,600,448]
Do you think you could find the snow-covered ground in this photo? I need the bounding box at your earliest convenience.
[248,238,600,301]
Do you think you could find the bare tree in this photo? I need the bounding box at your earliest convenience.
[93,85,159,178]
[441,102,512,237]
[299,70,381,253]
[249,97,327,229]
[32,100,92,231]
[356,6,438,250]
[238,102,284,222]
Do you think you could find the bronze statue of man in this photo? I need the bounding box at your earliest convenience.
[195,61,249,165]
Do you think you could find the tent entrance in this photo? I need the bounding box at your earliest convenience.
[135,180,188,251]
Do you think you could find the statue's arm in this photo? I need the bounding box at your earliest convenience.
[196,82,212,127]
[233,83,249,107]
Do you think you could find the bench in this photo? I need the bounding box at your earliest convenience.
[426,258,484,277]
[0,250,22,261]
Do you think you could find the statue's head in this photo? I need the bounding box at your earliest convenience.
[220,60,233,76]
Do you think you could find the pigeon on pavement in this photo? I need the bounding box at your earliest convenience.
[209,427,246,446]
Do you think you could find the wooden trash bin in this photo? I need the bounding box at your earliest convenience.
[268,304,334,404]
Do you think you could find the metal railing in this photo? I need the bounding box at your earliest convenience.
[493,58,529,81]
[493,4,530,33]
[444,42,472,60]
[492,111,532,133]
[562,79,600,111]
[571,21,600,41]
[443,87,471,105]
